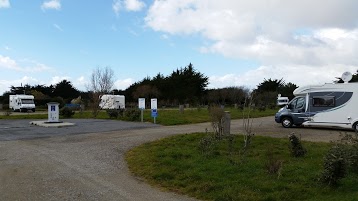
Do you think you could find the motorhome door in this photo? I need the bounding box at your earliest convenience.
[288,96,307,125]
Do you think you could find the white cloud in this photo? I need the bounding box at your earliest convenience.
[146,0,358,87]
[0,76,40,94]
[113,0,145,16]
[0,55,53,72]
[124,0,145,11]
[0,0,9,8]
[41,0,61,11]
[114,78,134,90]
[53,24,63,32]
[208,65,357,90]
[73,76,87,91]
[50,76,71,85]
[0,0,10,8]
[0,55,17,70]
[112,0,121,16]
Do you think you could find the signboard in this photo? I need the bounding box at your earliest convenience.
[151,98,157,109]
[138,98,145,110]
[151,109,158,117]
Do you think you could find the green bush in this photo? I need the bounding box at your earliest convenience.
[320,144,348,186]
[60,107,75,118]
[347,144,358,173]
[123,108,141,121]
[288,133,306,157]
[265,148,283,178]
[106,109,124,119]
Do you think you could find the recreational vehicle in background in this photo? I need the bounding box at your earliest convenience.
[275,72,358,132]
[277,94,289,106]
[99,95,125,110]
[9,94,36,112]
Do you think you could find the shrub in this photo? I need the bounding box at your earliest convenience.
[3,109,12,116]
[265,148,283,178]
[123,108,141,121]
[60,107,75,118]
[257,105,266,111]
[198,135,216,156]
[319,144,348,187]
[209,106,225,139]
[106,109,124,119]
[350,144,358,173]
[337,132,358,174]
[288,133,306,157]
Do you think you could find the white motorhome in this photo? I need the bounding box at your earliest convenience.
[275,81,358,132]
[99,95,125,110]
[277,94,289,106]
[9,94,36,112]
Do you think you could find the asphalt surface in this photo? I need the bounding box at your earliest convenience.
[0,117,353,201]
[0,119,160,141]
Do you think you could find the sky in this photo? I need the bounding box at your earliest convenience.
[1,0,358,95]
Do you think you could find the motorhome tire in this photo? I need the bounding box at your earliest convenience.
[281,117,293,128]
[353,122,358,132]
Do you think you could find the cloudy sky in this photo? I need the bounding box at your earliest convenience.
[1,0,358,94]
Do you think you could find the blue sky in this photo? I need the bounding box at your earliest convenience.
[1,0,358,94]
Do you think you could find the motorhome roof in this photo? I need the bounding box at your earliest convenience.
[293,83,358,96]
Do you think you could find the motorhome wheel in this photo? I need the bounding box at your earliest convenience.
[353,122,358,132]
[281,117,293,128]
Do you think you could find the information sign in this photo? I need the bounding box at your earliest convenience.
[138,98,145,109]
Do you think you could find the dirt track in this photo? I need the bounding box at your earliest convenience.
[0,117,351,201]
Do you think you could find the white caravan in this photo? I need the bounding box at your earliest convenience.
[99,95,125,110]
[9,94,36,112]
[275,81,358,132]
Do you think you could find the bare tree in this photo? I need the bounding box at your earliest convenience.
[87,66,115,117]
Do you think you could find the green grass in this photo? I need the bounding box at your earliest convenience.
[0,107,277,126]
[125,133,358,201]
[141,108,277,125]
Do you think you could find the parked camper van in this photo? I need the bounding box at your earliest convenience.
[277,94,289,106]
[9,94,36,112]
[99,95,125,110]
[275,81,358,132]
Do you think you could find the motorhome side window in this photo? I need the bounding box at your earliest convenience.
[312,96,335,107]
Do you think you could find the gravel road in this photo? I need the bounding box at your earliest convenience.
[0,117,352,201]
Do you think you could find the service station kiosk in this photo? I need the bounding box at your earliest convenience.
[47,102,60,123]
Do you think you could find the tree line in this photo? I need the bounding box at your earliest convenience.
[1,65,357,109]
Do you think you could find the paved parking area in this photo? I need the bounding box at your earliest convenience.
[0,119,160,141]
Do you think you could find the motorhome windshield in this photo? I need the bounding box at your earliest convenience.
[21,99,34,104]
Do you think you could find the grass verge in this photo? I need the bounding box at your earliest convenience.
[0,108,277,126]
[125,133,358,201]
